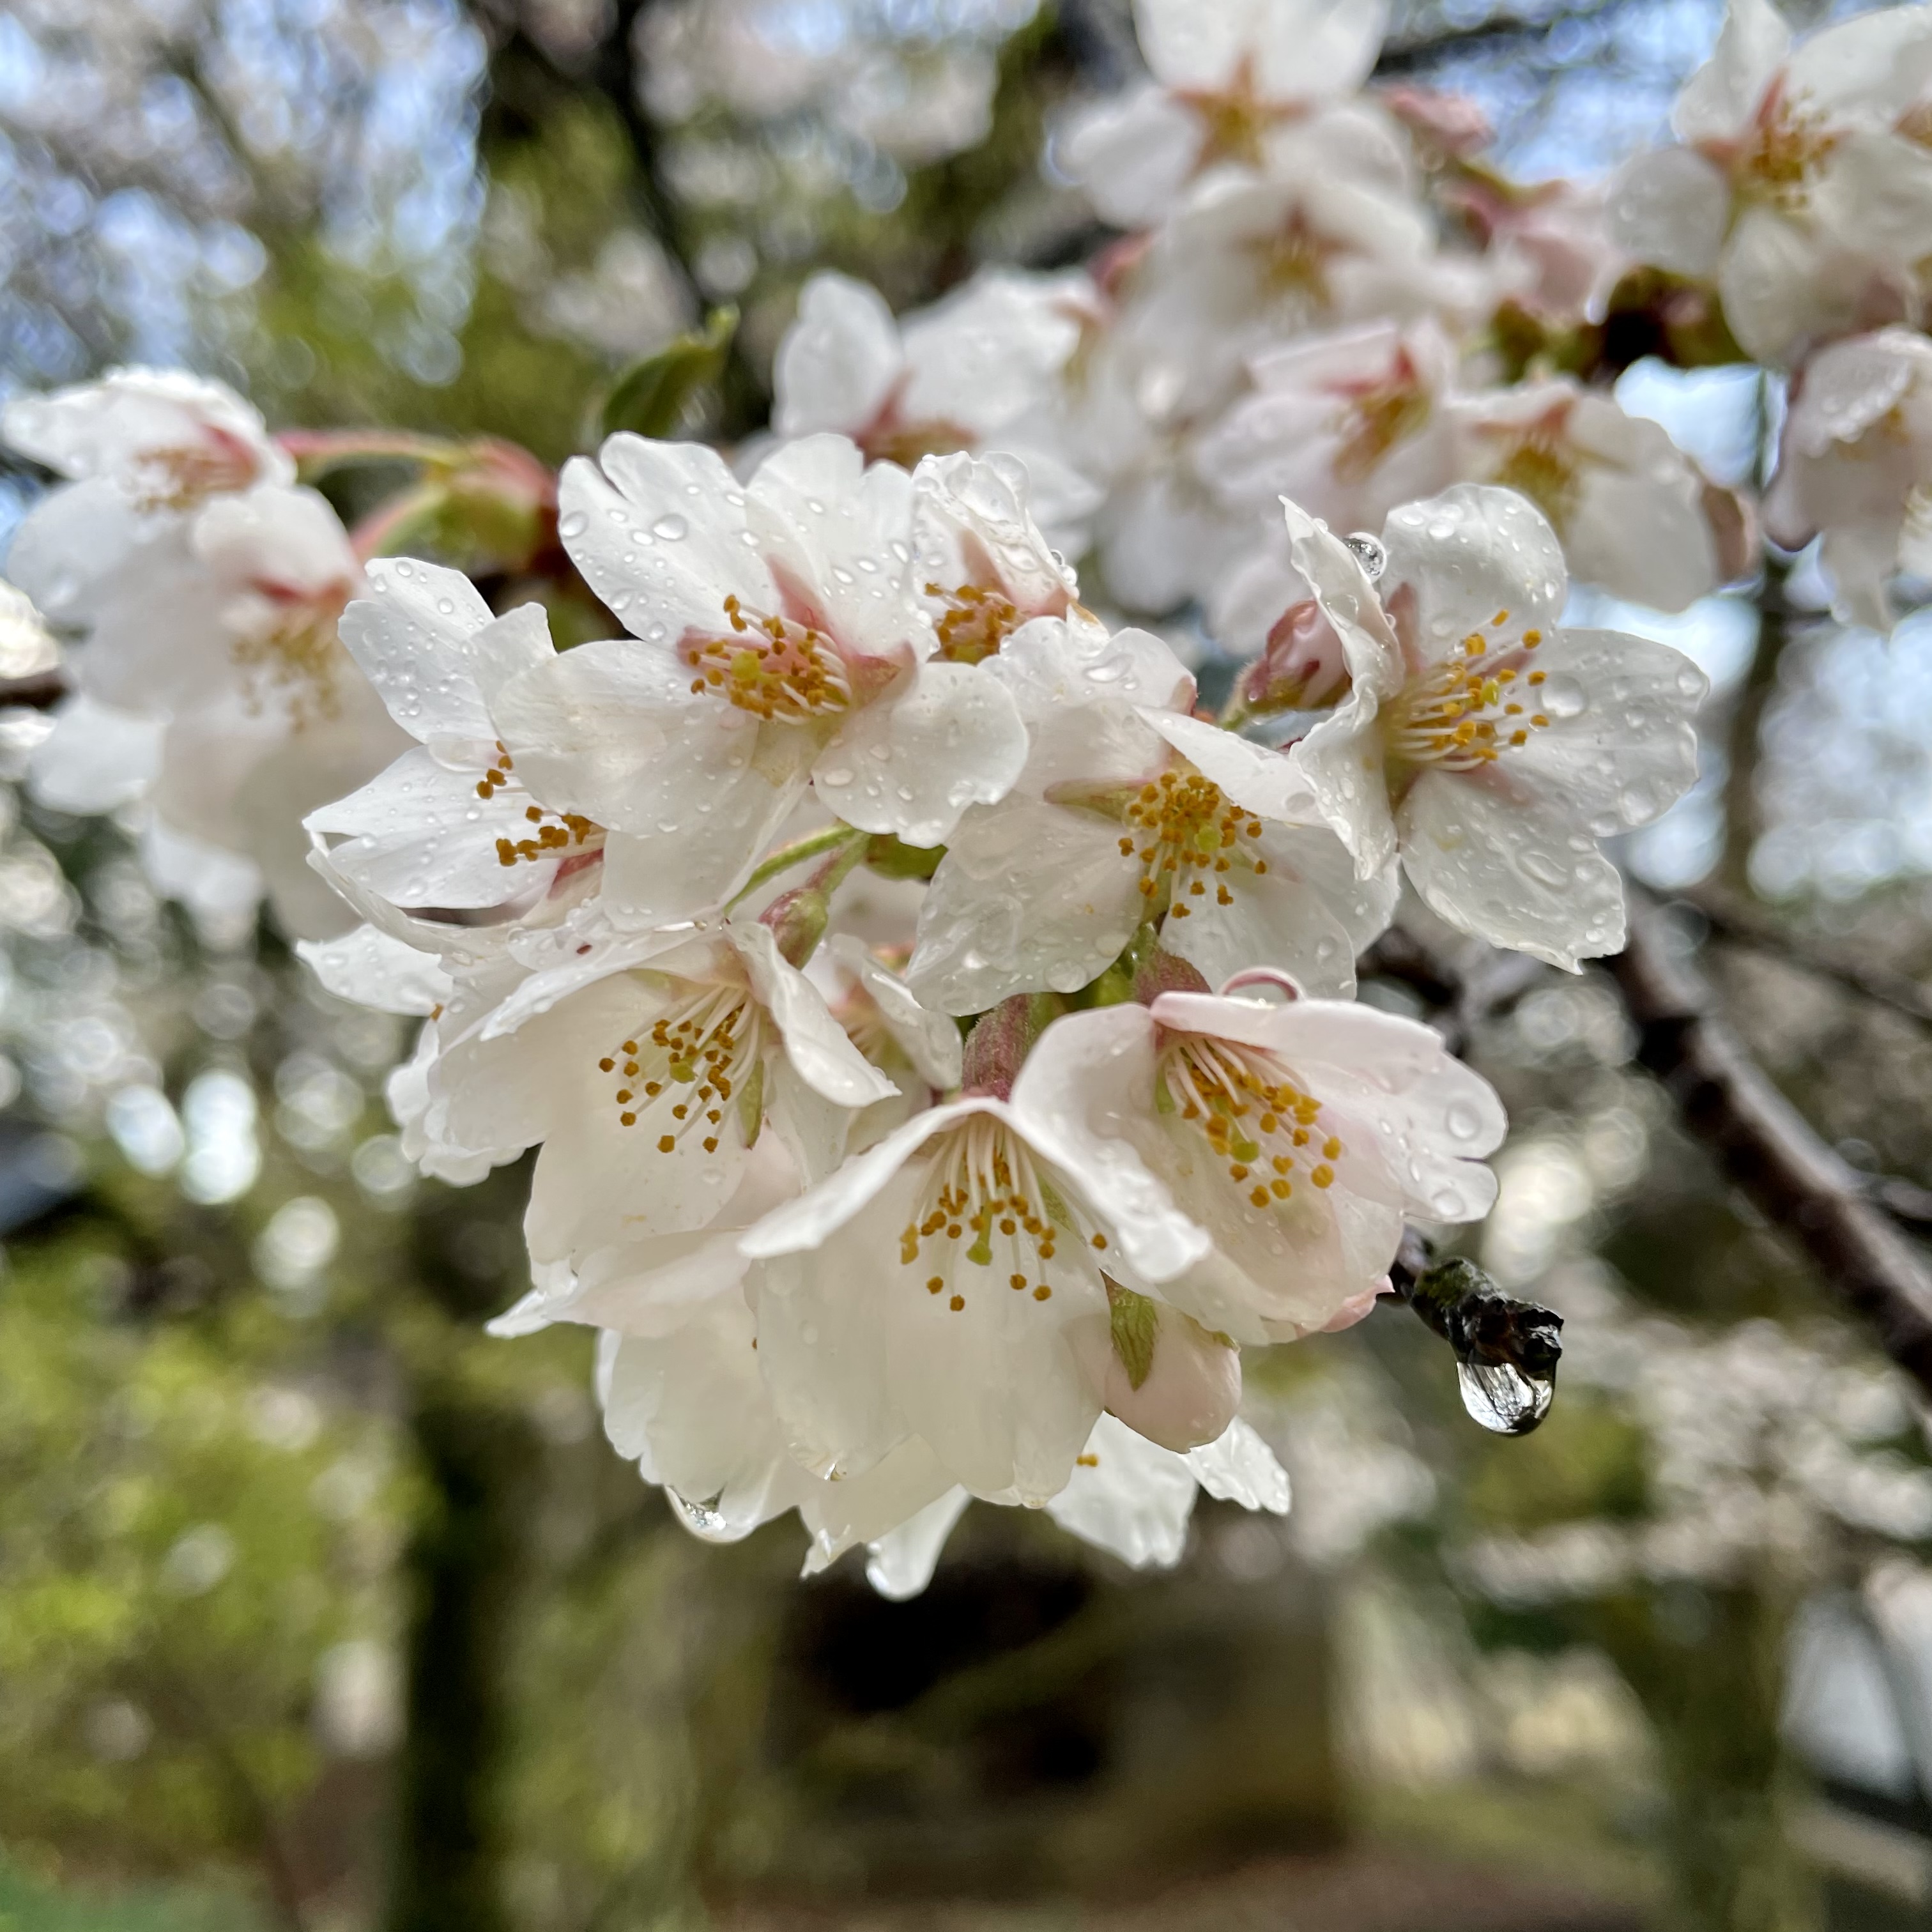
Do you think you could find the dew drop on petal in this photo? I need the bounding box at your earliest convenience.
[652,514,687,540]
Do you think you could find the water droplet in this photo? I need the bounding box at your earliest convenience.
[1519,851,1568,888]
[1342,531,1386,579]
[652,514,687,540]
[819,767,854,787]
[559,510,588,539]
[1456,1359,1554,1436]
[665,1488,743,1542]
[1445,1100,1484,1142]
[1540,674,1586,720]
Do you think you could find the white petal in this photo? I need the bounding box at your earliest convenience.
[772,272,903,438]
[337,557,498,744]
[1185,1418,1291,1513]
[1284,704,1397,879]
[1165,822,1395,999]
[306,747,543,909]
[815,658,1027,846]
[1045,1413,1199,1570]
[1607,146,1729,278]
[28,694,163,813]
[559,439,772,640]
[1379,485,1568,659]
[863,1488,972,1599]
[908,802,1143,1016]
[297,923,452,1016]
[830,933,963,1090]
[1140,709,1315,823]
[1057,86,1202,226]
[1010,1004,1215,1286]
[732,919,900,1108]
[740,1096,992,1259]
[1397,771,1629,969]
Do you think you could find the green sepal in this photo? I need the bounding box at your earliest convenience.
[863,834,946,880]
[598,306,739,442]
[1106,1282,1158,1392]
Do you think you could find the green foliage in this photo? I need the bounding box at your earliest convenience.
[0,1232,401,1890]
[597,307,739,443]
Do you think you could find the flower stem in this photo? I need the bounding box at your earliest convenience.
[726,825,864,910]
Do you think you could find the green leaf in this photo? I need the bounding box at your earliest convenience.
[1107,1283,1158,1392]
[597,306,739,442]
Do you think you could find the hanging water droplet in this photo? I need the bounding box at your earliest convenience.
[1342,531,1387,580]
[665,1487,742,1542]
[1456,1358,1554,1436]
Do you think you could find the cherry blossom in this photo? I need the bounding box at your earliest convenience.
[494,432,1028,928]
[1282,485,1708,968]
[1764,327,1932,629]
[1610,0,1932,367]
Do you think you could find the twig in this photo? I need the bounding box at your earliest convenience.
[0,670,68,710]
[1359,924,1546,1055]
[1609,894,1932,1401]
[1684,882,1932,1033]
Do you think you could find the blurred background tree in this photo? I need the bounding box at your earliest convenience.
[6,3,1932,1931]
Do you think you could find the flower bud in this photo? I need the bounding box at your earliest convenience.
[1102,1284,1241,1452]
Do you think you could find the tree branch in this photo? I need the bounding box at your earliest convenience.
[1609,895,1932,1401]
[1685,882,1932,1033]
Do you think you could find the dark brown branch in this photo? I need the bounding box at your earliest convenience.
[0,670,68,710]
[1359,925,1547,1055]
[1609,896,1932,1401]
[1683,882,1932,1033]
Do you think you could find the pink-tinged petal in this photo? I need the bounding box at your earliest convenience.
[1673,0,1788,142]
[1280,496,1406,701]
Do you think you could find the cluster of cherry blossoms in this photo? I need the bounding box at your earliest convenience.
[9,0,1932,1595]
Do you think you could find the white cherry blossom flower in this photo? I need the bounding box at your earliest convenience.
[424,914,898,1265]
[1058,0,1398,228]
[1610,0,1932,366]
[1283,484,1708,969]
[1764,327,1932,629]
[305,558,590,914]
[493,433,1029,929]
[739,1021,1211,1503]
[1022,990,1505,1344]
[1448,378,1736,613]
[909,618,1395,1016]
[772,271,1101,542]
